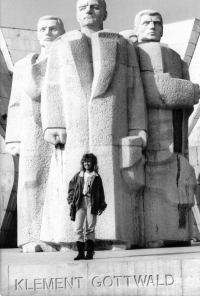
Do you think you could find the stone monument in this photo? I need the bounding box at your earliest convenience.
[5,16,65,252]
[133,10,200,247]
[40,0,147,248]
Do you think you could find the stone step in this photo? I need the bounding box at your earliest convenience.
[1,244,200,295]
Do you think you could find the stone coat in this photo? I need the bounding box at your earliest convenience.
[5,54,52,247]
[136,42,197,245]
[40,30,147,245]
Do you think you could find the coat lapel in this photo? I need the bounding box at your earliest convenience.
[91,30,118,99]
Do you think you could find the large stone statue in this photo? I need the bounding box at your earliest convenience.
[40,0,147,248]
[5,16,65,252]
[133,10,200,247]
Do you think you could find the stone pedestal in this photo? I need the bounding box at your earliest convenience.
[1,246,200,296]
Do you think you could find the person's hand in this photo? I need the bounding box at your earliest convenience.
[6,143,20,156]
[44,128,66,145]
[98,209,103,216]
[193,83,200,104]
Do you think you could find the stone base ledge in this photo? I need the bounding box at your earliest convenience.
[1,245,200,296]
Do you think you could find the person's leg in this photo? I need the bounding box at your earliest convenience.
[74,197,87,260]
[85,197,97,260]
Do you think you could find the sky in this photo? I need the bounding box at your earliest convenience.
[1,0,200,33]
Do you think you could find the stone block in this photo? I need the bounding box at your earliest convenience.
[0,60,9,74]
[182,259,200,295]
[0,84,11,99]
[1,47,13,72]
[0,72,12,87]
[193,21,200,33]
[184,55,192,66]
[4,37,13,49]
[1,28,11,38]
[185,43,196,57]
[2,253,200,296]
[0,29,8,52]
[30,40,40,52]
[18,29,37,40]
[17,39,27,51]
[190,31,200,45]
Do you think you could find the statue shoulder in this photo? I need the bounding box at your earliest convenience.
[13,53,38,71]
[120,30,138,43]
[50,30,87,52]
[55,30,84,42]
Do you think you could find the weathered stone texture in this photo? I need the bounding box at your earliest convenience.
[136,42,197,246]
[5,54,52,247]
[41,30,147,246]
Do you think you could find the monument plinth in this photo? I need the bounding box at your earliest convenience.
[1,246,200,296]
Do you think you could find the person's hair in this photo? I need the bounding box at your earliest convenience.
[37,15,65,33]
[76,0,107,11]
[134,9,163,31]
[80,153,99,173]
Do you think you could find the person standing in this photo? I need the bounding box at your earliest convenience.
[68,153,107,260]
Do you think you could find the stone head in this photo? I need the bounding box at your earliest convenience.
[134,9,163,42]
[76,0,107,30]
[37,15,65,47]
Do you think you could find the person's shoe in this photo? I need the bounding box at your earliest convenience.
[74,241,85,260]
[85,240,95,260]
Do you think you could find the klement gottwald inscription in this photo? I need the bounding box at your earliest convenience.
[15,274,174,291]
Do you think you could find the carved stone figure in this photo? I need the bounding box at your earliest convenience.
[40,0,147,247]
[5,16,65,252]
[134,10,200,247]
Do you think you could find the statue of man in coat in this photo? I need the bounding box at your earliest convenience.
[5,16,65,252]
[40,0,148,248]
[134,9,200,247]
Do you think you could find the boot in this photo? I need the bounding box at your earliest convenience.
[74,241,85,260]
[85,240,95,260]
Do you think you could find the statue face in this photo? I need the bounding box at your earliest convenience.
[76,0,107,29]
[37,19,63,46]
[136,14,163,42]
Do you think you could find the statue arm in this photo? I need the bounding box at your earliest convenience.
[5,60,23,155]
[143,72,200,109]
[120,42,147,192]
[41,41,66,145]
[127,43,148,148]
[181,60,199,114]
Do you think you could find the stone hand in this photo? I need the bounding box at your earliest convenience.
[6,143,20,156]
[193,83,200,104]
[128,130,148,148]
[44,128,66,145]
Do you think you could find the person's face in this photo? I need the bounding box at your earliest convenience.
[37,19,63,46]
[84,160,93,172]
[136,14,163,42]
[76,0,107,29]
